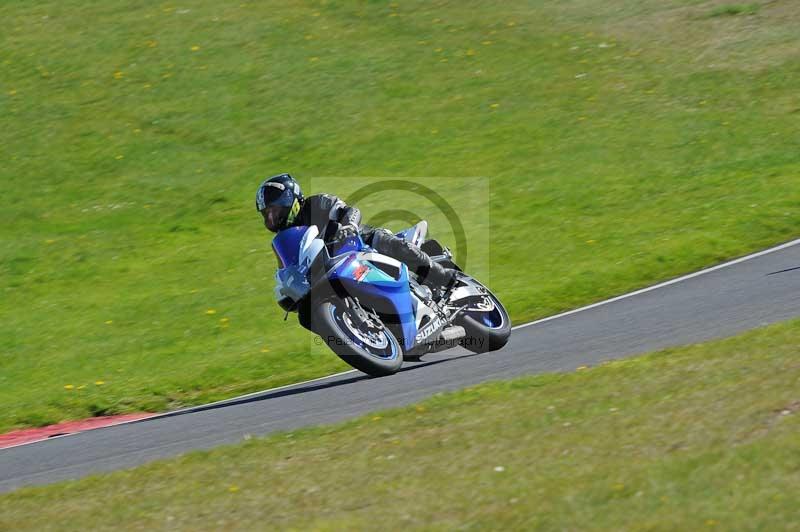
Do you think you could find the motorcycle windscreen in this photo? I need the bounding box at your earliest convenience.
[271,225,309,268]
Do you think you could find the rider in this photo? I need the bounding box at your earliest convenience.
[256,173,457,291]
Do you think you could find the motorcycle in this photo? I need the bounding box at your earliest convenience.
[272,221,511,377]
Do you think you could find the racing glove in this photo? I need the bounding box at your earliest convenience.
[334,223,359,242]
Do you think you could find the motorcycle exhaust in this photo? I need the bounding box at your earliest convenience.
[439,326,466,342]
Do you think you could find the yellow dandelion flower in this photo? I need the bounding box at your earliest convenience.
[115,155,124,160]
[372,416,382,421]
[143,83,152,89]
[261,347,270,353]
[105,320,113,325]
[228,485,239,493]
[95,380,105,385]
[191,45,201,51]
[490,103,500,109]
[415,405,426,413]
[64,384,75,390]
[586,239,596,244]
[220,317,230,323]
[309,57,319,62]
[206,309,217,315]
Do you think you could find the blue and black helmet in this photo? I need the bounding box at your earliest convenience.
[256,173,304,233]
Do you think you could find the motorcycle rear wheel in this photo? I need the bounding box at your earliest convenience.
[454,278,511,354]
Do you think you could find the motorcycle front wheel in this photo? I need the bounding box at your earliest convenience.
[311,299,403,377]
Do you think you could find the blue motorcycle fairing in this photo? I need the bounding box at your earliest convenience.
[329,258,416,351]
[272,226,308,268]
[330,234,365,256]
[274,225,419,351]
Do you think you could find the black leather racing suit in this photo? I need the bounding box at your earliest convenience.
[289,194,455,287]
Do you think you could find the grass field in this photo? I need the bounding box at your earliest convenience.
[2,319,798,529]
[2,0,800,432]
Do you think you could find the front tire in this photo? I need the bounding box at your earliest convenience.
[311,299,403,377]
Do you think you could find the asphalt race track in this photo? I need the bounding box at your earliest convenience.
[2,239,799,493]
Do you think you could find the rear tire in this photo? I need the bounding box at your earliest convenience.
[455,279,511,354]
[311,299,403,377]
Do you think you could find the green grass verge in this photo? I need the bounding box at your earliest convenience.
[2,0,800,431]
[707,4,761,17]
[2,319,799,529]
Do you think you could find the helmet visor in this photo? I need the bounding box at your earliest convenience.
[261,204,291,232]
[260,183,294,208]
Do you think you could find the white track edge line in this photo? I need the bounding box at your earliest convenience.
[4,237,799,452]
[512,237,800,331]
